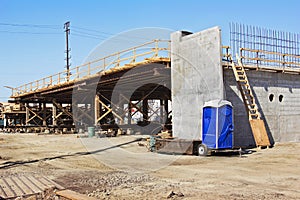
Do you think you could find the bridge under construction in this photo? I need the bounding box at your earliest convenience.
[1,24,300,148]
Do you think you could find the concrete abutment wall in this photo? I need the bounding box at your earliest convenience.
[171,27,224,140]
[224,68,300,146]
[171,26,300,146]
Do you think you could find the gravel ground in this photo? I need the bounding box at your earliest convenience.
[0,133,299,199]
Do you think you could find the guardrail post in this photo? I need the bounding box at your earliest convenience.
[132,49,136,63]
[283,54,286,72]
[256,51,259,69]
[168,41,171,58]
[240,48,243,63]
[58,73,61,84]
[117,53,120,67]
[154,40,159,57]
[103,58,106,70]
[76,66,79,79]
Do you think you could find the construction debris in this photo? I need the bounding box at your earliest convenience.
[167,190,184,198]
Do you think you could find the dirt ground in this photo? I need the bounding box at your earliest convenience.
[0,133,299,200]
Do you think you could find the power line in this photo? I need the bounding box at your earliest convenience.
[72,26,113,36]
[72,29,108,38]
[72,33,106,40]
[0,22,60,29]
[0,30,61,35]
[72,25,158,41]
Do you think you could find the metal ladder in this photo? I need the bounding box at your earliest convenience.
[230,54,271,148]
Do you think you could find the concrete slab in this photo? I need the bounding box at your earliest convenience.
[171,27,223,140]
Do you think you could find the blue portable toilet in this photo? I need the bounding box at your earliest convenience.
[202,99,234,150]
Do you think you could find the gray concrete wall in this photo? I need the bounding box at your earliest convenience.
[171,27,224,140]
[224,68,300,147]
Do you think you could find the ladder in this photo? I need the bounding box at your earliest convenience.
[230,54,271,148]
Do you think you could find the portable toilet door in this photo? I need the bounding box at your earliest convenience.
[202,99,234,150]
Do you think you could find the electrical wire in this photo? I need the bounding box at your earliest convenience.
[0,22,61,35]
[72,25,159,41]
[0,22,60,29]
[72,33,106,40]
[0,30,61,35]
[73,26,112,36]
[72,30,107,39]
[0,23,161,41]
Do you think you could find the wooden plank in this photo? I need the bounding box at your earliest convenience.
[250,119,271,147]
[0,178,15,198]
[11,176,33,196]
[56,189,98,200]
[30,176,54,191]
[19,176,42,194]
[0,179,9,199]
[5,177,25,197]
[39,176,64,190]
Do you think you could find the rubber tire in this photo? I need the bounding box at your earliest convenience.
[197,144,208,156]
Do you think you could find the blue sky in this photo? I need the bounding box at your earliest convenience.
[0,0,299,100]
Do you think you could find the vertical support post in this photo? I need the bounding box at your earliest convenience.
[52,103,57,126]
[3,114,6,128]
[282,54,286,72]
[256,51,259,70]
[142,99,148,122]
[117,52,120,67]
[128,101,132,125]
[94,94,100,126]
[25,103,30,126]
[164,99,169,119]
[42,102,47,126]
[160,99,164,124]
[154,39,159,57]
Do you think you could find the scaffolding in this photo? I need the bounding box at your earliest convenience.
[2,39,171,134]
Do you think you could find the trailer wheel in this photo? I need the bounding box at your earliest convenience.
[197,144,209,156]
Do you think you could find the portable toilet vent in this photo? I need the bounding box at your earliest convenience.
[202,99,234,149]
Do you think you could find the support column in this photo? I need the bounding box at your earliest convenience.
[164,99,169,123]
[25,103,30,126]
[42,102,47,126]
[3,114,6,128]
[128,102,132,125]
[160,99,164,124]
[95,94,100,126]
[142,99,148,122]
[52,103,57,126]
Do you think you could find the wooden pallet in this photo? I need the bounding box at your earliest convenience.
[0,175,64,199]
[231,55,271,148]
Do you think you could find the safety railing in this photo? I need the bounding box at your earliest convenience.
[222,46,300,70]
[12,39,170,97]
[13,43,299,97]
[240,48,300,69]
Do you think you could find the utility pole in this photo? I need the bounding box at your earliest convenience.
[64,21,71,81]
